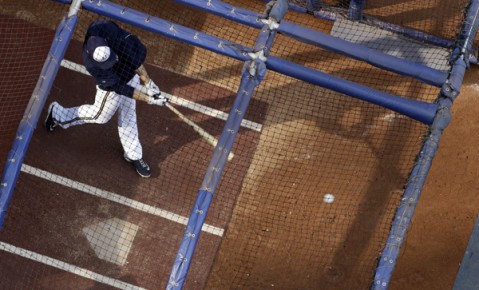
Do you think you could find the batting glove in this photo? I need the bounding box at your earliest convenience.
[148,92,169,106]
[146,80,161,96]
[138,85,157,97]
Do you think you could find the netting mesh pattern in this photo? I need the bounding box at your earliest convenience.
[0,1,66,173]
[364,0,470,42]
[0,0,471,289]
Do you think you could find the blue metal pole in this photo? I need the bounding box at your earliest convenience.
[278,20,447,87]
[372,1,479,288]
[348,0,366,21]
[81,0,250,62]
[176,0,447,87]
[453,214,479,289]
[287,1,455,49]
[166,1,287,288]
[266,55,438,125]
[167,63,266,289]
[0,13,79,229]
[306,0,321,13]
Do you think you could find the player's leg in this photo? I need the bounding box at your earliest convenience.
[45,88,121,130]
[117,96,152,177]
[117,75,151,177]
[117,96,142,160]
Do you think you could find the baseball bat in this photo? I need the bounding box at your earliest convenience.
[164,101,235,161]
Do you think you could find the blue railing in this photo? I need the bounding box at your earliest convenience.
[0,14,78,229]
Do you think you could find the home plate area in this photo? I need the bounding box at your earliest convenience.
[83,218,139,266]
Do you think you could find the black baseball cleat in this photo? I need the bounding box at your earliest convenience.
[124,154,151,178]
[45,102,58,132]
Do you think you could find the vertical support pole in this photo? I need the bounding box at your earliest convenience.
[166,1,287,289]
[306,0,321,13]
[348,0,366,20]
[372,1,479,288]
[167,65,265,290]
[453,214,479,289]
[0,2,79,229]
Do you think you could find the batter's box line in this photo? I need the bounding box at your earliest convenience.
[60,59,262,132]
[20,164,224,237]
[0,241,146,290]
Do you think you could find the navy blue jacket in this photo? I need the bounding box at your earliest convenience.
[82,20,147,98]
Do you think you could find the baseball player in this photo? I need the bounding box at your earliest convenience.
[45,20,167,178]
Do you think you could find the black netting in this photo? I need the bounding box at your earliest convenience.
[0,1,475,289]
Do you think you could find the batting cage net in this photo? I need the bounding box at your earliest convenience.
[0,0,477,289]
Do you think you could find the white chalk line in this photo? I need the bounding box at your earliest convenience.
[21,164,224,237]
[467,83,479,92]
[15,164,223,286]
[60,59,262,132]
[0,241,146,290]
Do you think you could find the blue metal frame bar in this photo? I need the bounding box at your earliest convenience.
[81,1,250,62]
[287,1,455,49]
[453,214,479,289]
[167,62,267,289]
[176,0,447,87]
[0,14,78,229]
[267,55,437,124]
[279,21,447,87]
[363,16,453,49]
[306,0,321,13]
[373,1,479,288]
[348,0,366,20]
[166,1,286,289]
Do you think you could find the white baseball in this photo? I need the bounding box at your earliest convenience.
[323,193,335,204]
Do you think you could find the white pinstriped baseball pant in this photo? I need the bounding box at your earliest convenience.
[51,75,143,160]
